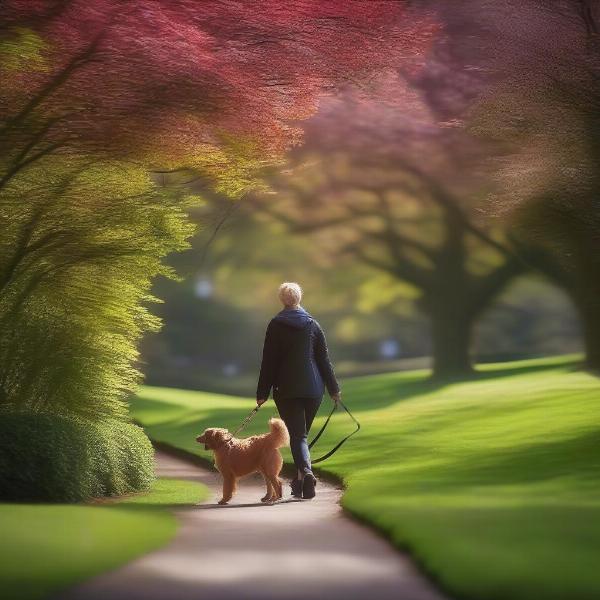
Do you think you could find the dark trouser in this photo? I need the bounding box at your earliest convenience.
[274,396,322,475]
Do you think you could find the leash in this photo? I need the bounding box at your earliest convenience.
[309,399,360,464]
[229,399,360,464]
[231,406,260,437]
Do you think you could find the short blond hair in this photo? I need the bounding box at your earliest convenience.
[278,282,302,308]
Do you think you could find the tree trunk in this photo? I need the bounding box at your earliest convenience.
[542,275,600,371]
[572,285,600,371]
[515,202,600,372]
[429,308,474,379]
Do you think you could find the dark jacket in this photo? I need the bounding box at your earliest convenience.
[256,307,340,401]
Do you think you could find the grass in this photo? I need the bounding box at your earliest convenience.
[0,477,208,600]
[132,354,600,600]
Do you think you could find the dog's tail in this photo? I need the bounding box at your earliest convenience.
[268,418,290,448]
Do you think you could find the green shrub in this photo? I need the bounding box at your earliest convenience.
[0,411,154,502]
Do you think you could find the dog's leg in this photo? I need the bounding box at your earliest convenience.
[274,477,283,500]
[219,474,236,505]
[260,472,275,502]
[267,474,283,501]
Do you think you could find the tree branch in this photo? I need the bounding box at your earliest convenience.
[469,256,526,316]
[1,31,105,135]
[345,242,433,290]
[0,140,65,191]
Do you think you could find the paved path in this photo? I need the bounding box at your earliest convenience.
[59,451,446,600]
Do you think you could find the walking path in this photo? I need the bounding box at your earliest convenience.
[59,451,446,600]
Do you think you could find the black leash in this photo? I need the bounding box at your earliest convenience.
[229,399,360,464]
[308,399,361,464]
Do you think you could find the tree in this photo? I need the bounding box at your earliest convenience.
[252,162,526,379]
[466,0,600,369]
[0,155,194,418]
[249,81,529,378]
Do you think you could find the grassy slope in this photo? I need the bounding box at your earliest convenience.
[132,355,600,600]
[0,478,208,600]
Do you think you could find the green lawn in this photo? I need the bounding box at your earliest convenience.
[0,478,208,600]
[132,355,600,600]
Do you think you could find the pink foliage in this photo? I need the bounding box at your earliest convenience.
[1,0,438,166]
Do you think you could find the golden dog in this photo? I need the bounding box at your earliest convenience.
[196,418,289,505]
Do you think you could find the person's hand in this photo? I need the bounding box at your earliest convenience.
[256,398,268,407]
[332,391,341,407]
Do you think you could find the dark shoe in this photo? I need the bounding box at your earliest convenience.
[302,472,317,499]
[290,478,302,498]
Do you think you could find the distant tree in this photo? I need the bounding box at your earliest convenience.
[468,0,600,369]
[252,166,526,378]
[249,82,532,378]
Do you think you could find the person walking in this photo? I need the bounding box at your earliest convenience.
[256,282,340,499]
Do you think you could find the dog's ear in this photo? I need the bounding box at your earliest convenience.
[197,428,230,450]
[212,429,231,446]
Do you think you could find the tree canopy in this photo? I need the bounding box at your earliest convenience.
[1,0,436,194]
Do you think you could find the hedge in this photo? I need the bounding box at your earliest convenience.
[0,411,154,502]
